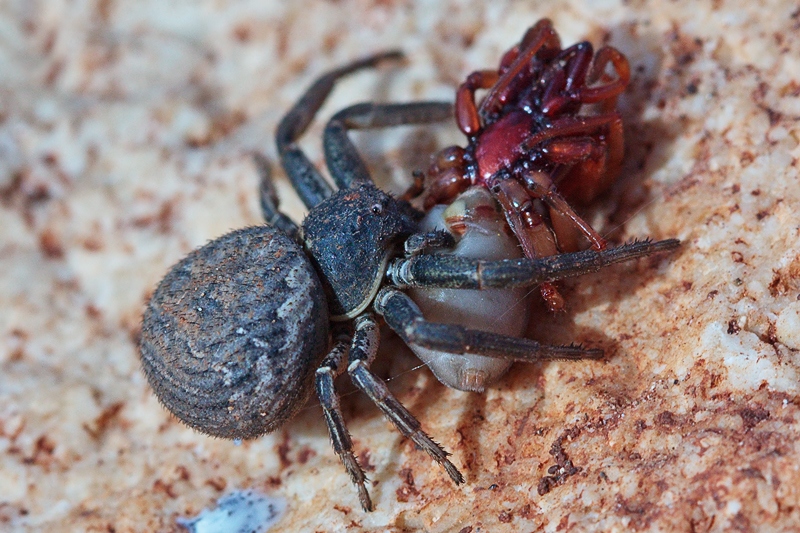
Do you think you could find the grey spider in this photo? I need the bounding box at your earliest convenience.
[139,51,679,511]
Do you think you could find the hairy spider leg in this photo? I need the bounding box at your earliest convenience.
[275,51,404,208]
[375,287,602,361]
[253,153,300,239]
[381,238,678,365]
[324,101,453,190]
[387,238,680,290]
[345,314,465,506]
[314,330,374,511]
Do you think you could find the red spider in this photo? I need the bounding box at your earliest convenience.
[415,19,631,311]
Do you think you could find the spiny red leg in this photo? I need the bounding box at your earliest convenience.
[578,46,630,105]
[521,170,608,251]
[478,19,561,119]
[493,178,566,312]
[456,70,500,135]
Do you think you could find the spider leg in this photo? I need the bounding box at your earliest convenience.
[314,329,374,511]
[455,69,500,135]
[387,238,680,289]
[375,287,602,361]
[522,112,622,152]
[491,178,565,311]
[324,101,453,189]
[579,46,631,106]
[276,51,404,208]
[346,313,464,486]
[539,41,594,116]
[403,230,456,256]
[252,153,300,239]
[520,170,608,250]
[478,19,561,121]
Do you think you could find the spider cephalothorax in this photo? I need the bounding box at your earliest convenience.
[140,47,676,512]
[418,19,631,311]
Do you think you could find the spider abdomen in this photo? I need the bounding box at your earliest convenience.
[140,225,329,440]
[408,188,529,392]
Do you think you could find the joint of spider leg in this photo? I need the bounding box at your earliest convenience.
[404,230,456,256]
[349,315,379,364]
[384,259,411,289]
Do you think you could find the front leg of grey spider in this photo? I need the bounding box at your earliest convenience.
[275,50,405,208]
[388,238,681,290]
[380,238,680,391]
[324,101,454,189]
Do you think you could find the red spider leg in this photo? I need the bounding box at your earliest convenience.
[576,46,630,105]
[455,70,500,135]
[492,178,565,312]
[539,42,595,116]
[399,170,426,202]
[477,19,561,121]
[551,113,624,205]
[522,112,621,152]
[520,169,608,251]
[497,43,520,73]
[421,146,471,209]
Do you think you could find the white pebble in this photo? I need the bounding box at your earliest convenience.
[775,301,800,350]
[177,490,286,533]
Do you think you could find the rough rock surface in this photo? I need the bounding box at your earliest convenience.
[1,1,799,531]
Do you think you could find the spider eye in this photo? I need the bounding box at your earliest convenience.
[370,203,383,215]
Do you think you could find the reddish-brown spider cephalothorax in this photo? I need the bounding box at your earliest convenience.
[414,19,631,311]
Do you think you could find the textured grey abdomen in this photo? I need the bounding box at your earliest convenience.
[140,225,329,439]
